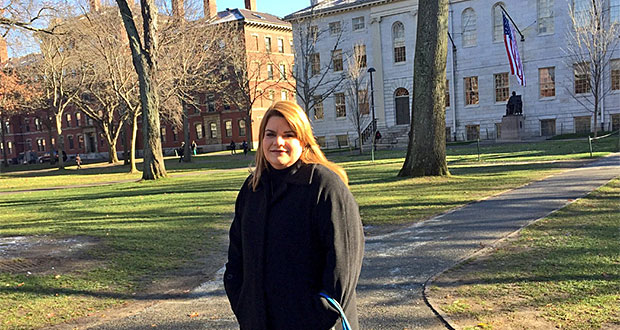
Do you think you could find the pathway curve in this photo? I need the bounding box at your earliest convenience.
[53,153,619,330]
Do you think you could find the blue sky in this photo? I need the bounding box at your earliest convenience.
[215,0,308,18]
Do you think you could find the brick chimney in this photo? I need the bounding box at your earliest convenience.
[89,0,101,12]
[0,36,7,64]
[172,0,184,18]
[204,0,217,18]
[244,0,256,11]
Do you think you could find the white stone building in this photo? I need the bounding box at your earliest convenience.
[285,0,620,147]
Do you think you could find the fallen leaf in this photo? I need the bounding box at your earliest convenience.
[55,275,61,279]
[16,282,25,287]
[188,312,199,318]
[46,313,55,318]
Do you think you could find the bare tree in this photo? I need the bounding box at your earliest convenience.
[564,0,619,138]
[116,0,167,179]
[220,22,280,149]
[0,0,57,34]
[34,26,86,169]
[158,11,232,162]
[399,0,450,177]
[344,43,370,154]
[286,11,346,116]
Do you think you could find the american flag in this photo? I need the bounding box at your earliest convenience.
[503,13,525,86]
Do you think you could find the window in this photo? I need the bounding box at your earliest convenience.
[392,22,406,62]
[77,134,84,149]
[462,8,477,47]
[313,96,324,120]
[574,62,591,94]
[612,0,620,24]
[494,72,510,102]
[34,118,42,131]
[36,138,46,152]
[537,0,554,34]
[574,116,591,133]
[267,64,274,80]
[311,53,321,75]
[238,120,246,136]
[336,135,348,147]
[358,89,369,115]
[540,119,556,136]
[4,121,9,134]
[492,3,505,42]
[309,25,319,41]
[195,123,203,139]
[25,139,32,151]
[173,129,178,142]
[290,39,294,53]
[281,89,288,101]
[224,103,231,110]
[269,90,275,104]
[210,122,217,138]
[225,120,233,137]
[68,135,74,149]
[352,16,365,30]
[160,127,166,143]
[354,44,367,68]
[335,93,346,117]
[445,80,450,107]
[464,76,479,105]
[7,141,12,154]
[24,118,30,132]
[329,21,341,35]
[277,38,284,53]
[206,94,215,112]
[466,125,480,140]
[316,136,326,148]
[612,113,620,131]
[332,49,343,72]
[75,112,81,126]
[539,67,556,97]
[611,59,620,90]
[279,64,286,80]
[66,113,72,127]
[253,35,259,50]
[572,0,590,29]
[265,36,272,52]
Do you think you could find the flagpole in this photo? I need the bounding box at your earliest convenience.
[500,5,525,41]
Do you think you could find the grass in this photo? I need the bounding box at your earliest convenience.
[429,178,620,330]
[0,136,617,329]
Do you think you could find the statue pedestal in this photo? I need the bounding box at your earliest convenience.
[499,115,524,141]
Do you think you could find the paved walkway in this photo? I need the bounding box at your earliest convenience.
[54,153,619,330]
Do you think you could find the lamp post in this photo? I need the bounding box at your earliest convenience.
[367,67,376,162]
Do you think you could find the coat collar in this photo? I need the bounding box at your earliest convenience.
[259,160,316,187]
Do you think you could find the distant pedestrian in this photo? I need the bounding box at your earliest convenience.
[191,140,197,156]
[229,141,236,155]
[75,154,82,169]
[179,142,185,162]
[241,140,248,156]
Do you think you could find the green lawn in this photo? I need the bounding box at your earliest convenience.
[0,136,617,329]
[428,178,620,330]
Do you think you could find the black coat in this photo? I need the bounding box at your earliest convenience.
[224,161,365,330]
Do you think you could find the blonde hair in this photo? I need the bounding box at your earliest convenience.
[250,101,348,191]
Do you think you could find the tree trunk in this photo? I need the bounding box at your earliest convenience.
[0,114,7,170]
[130,112,139,173]
[398,0,450,177]
[246,112,253,150]
[102,124,120,163]
[182,100,192,162]
[122,121,129,165]
[117,0,166,180]
[55,113,65,169]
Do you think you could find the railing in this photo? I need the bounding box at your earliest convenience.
[361,119,377,145]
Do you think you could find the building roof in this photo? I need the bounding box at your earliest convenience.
[215,8,291,30]
[283,0,398,21]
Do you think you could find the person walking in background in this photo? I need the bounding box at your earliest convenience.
[191,140,197,156]
[178,142,185,162]
[75,154,82,169]
[241,140,248,156]
[229,141,236,155]
[224,101,365,330]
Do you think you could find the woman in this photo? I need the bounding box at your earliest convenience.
[224,101,365,330]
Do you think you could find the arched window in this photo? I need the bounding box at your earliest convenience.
[392,21,406,63]
[462,8,477,47]
[492,3,505,42]
[394,88,410,125]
